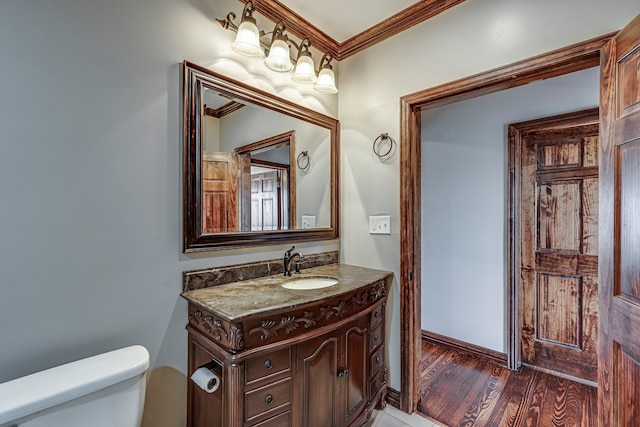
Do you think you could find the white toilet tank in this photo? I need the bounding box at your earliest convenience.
[0,345,149,427]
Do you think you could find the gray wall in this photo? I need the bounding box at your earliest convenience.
[0,0,337,425]
[0,0,638,425]
[420,67,599,352]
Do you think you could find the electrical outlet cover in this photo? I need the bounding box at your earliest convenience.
[301,215,316,229]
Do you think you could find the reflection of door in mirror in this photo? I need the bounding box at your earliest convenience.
[202,152,239,233]
[201,136,296,233]
[236,132,296,232]
[251,169,277,231]
[250,161,291,231]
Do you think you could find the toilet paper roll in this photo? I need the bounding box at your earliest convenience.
[190,367,220,393]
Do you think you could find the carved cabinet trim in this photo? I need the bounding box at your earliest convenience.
[187,279,387,353]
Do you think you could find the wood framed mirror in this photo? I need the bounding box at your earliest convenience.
[183,61,339,252]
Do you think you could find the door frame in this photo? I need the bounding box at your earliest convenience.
[398,32,615,413]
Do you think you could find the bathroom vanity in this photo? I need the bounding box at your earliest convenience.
[181,263,391,427]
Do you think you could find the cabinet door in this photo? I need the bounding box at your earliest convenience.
[297,334,340,427]
[343,317,368,426]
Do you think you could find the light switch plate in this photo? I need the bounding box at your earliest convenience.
[301,215,316,229]
[369,215,391,234]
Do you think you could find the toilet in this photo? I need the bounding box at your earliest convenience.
[0,345,149,427]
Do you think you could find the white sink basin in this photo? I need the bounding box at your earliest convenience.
[281,277,339,290]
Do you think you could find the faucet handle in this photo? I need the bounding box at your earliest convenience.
[284,245,295,257]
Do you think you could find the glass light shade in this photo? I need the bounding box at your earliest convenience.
[264,38,293,72]
[292,53,317,84]
[231,21,263,57]
[314,67,338,94]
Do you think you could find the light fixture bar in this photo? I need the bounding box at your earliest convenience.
[216,1,337,93]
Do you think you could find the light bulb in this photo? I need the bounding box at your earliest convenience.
[314,67,338,94]
[265,38,293,72]
[292,53,317,84]
[231,21,263,57]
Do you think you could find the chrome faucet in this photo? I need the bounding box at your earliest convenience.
[283,246,304,276]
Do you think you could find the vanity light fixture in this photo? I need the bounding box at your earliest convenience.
[216,0,338,93]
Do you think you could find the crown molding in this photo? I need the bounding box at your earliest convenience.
[204,101,244,118]
[244,0,467,60]
[248,0,339,58]
[337,0,467,59]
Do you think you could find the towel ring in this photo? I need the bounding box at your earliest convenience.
[373,133,394,158]
[297,151,310,170]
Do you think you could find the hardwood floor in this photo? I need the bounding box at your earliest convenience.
[417,341,597,427]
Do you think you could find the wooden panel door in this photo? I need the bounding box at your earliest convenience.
[202,151,238,233]
[297,334,340,427]
[599,13,640,426]
[251,171,279,231]
[515,109,599,382]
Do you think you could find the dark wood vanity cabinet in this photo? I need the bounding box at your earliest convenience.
[185,276,389,427]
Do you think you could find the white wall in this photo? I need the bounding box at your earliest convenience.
[203,116,220,151]
[338,0,638,389]
[420,67,599,352]
[0,0,337,426]
[252,146,289,164]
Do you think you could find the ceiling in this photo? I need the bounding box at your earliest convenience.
[277,0,423,42]
[246,0,467,60]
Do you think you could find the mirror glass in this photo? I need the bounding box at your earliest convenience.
[183,61,339,251]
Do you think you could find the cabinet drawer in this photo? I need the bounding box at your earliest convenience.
[250,410,291,427]
[370,303,384,328]
[370,366,386,394]
[246,348,291,384]
[245,377,291,421]
[369,345,384,377]
[369,322,383,352]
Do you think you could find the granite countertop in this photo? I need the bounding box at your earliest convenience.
[181,264,392,322]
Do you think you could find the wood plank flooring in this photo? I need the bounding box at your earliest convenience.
[417,341,597,427]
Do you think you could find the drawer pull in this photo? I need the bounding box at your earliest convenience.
[374,334,379,341]
[337,368,350,379]
[374,311,380,318]
[265,394,274,405]
[264,359,273,369]
[375,356,381,364]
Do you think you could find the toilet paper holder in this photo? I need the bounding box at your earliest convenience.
[197,359,222,373]
[191,359,223,393]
